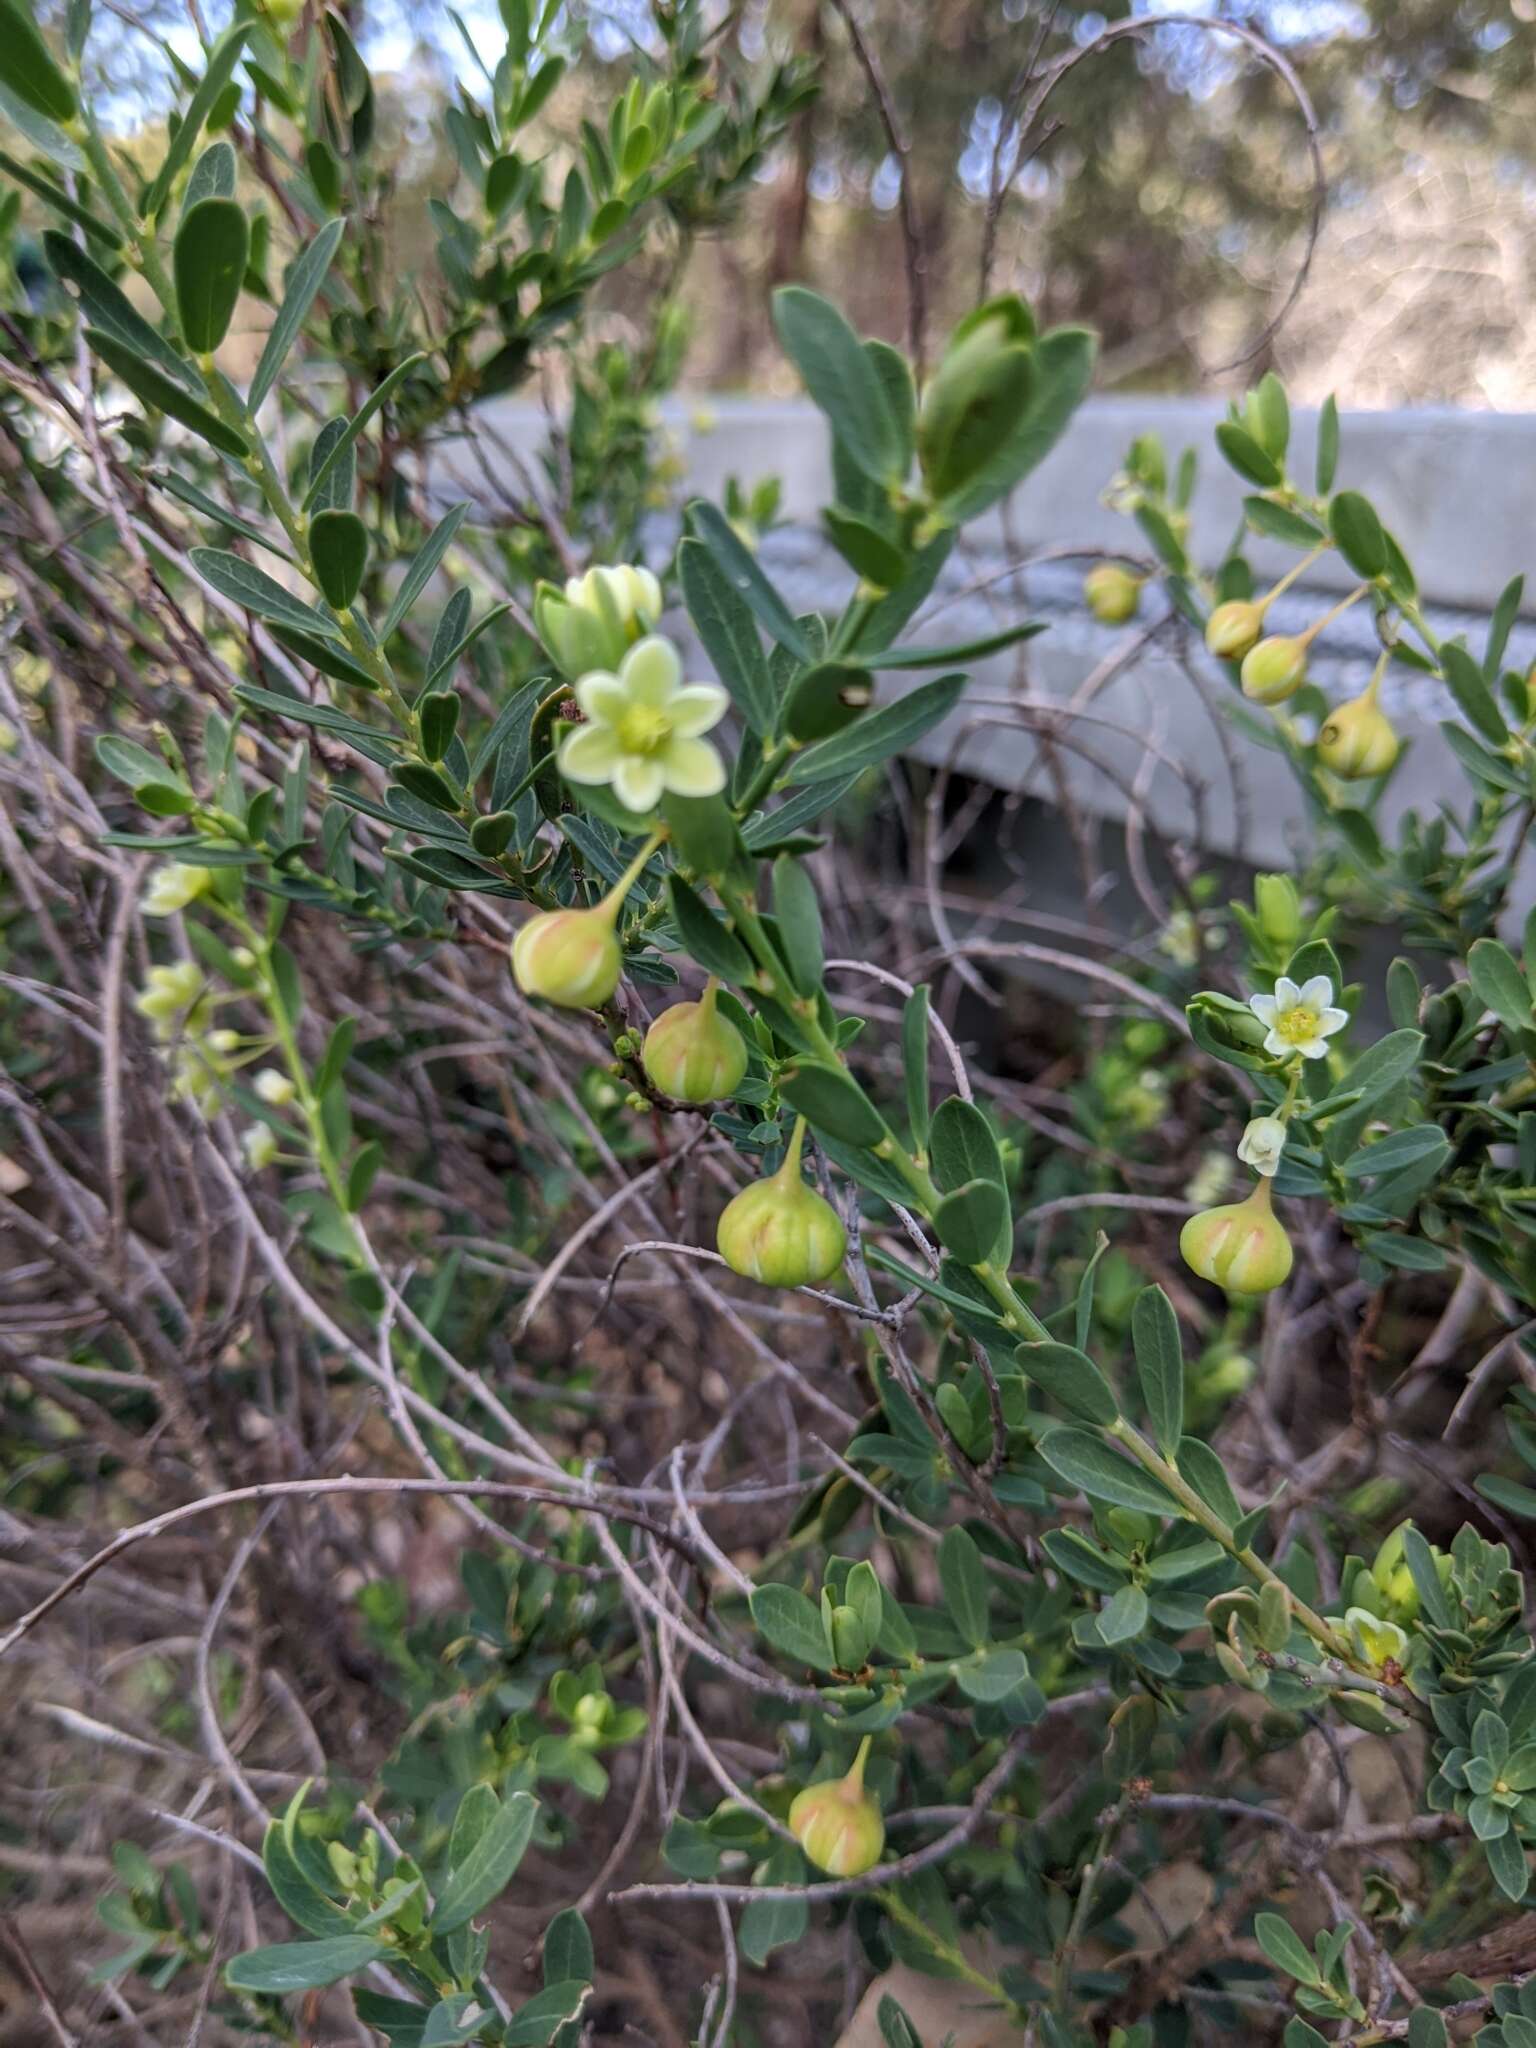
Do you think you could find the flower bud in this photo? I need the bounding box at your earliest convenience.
[1253,873,1302,949]
[1205,600,1264,661]
[133,960,204,1026]
[242,1123,279,1170]
[511,908,623,1010]
[641,981,748,1103]
[534,563,661,679]
[716,1117,847,1288]
[1083,564,1141,625]
[1316,692,1399,779]
[141,861,213,917]
[1240,634,1307,705]
[1341,1605,1409,1675]
[788,1739,885,1878]
[253,1067,296,1107]
[1236,1114,1286,1178]
[1179,1178,1293,1295]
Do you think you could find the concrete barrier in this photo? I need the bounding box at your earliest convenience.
[463,396,1535,889]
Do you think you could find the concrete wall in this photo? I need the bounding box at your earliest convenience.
[465,396,1535,885]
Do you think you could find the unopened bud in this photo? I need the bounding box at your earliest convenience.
[1179,1178,1293,1295]
[1252,873,1302,948]
[511,907,622,1009]
[1241,634,1307,705]
[1205,600,1265,661]
[642,981,748,1103]
[716,1117,847,1288]
[1316,692,1399,779]
[253,1068,296,1107]
[1083,564,1141,625]
[788,1739,885,1877]
[534,563,661,679]
[141,861,213,917]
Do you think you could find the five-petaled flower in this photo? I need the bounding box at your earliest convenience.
[1248,975,1348,1062]
[557,634,728,814]
[1237,1114,1287,1178]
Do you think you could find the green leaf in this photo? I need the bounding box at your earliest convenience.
[504,1982,590,2045]
[932,1177,1010,1266]
[824,507,909,588]
[750,1582,835,1670]
[782,660,874,743]
[1037,1430,1177,1515]
[270,628,380,692]
[938,1525,990,1648]
[225,1935,386,1993]
[0,0,76,123]
[1405,2010,1448,2048]
[771,856,823,994]
[1176,1436,1241,1525]
[859,620,1046,670]
[1340,1125,1449,1180]
[419,691,460,763]
[431,1790,538,1934]
[309,509,369,613]
[174,196,247,353]
[677,535,774,734]
[1328,489,1387,579]
[142,22,252,222]
[259,1822,354,1939]
[83,330,248,457]
[191,547,341,636]
[929,1095,1004,1193]
[739,1844,809,1967]
[956,1646,1030,1701]
[1315,395,1339,493]
[303,353,428,512]
[772,286,901,484]
[1310,1030,1423,1119]
[777,1060,885,1147]
[45,231,198,389]
[1441,639,1510,746]
[685,500,812,660]
[249,217,344,411]
[381,502,469,640]
[1132,1286,1183,1457]
[667,875,752,981]
[784,674,965,785]
[96,733,176,791]
[938,325,1095,523]
[1215,421,1281,487]
[184,138,236,211]
[1484,1821,1530,1901]
[0,75,82,168]
[1254,1911,1322,1985]
[0,148,118,245]
[543,1908,592,1989]
[1097,1584,1149,1644]
[1469,937,1531,1035]
[1014,1340,1120,1425]
[901,986,931,1152]
[1243,496,1324,547]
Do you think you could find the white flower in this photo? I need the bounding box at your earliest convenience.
[141,862,212,917]
[1237,1115,1287,1178]
[253,1067,296,1106]
[1248,975,1349,1061]
[558,634,728,814]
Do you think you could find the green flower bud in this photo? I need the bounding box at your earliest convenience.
[1316,691,1399,779]
[1205,600,1265,661]
[641,980,749,1102]
[716,1117,847,1288]
[788,1739,885,1877]
[512,909,622,1009]
[1240,634,1307,705]
[510,841,659,1011]
[1083,564,1141,625]
[1252,873,1302,949]
[534,563,661,679]
[141,861,213,917]
[1341,1604,1409,1674]
[1179,1177,1293,1295]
